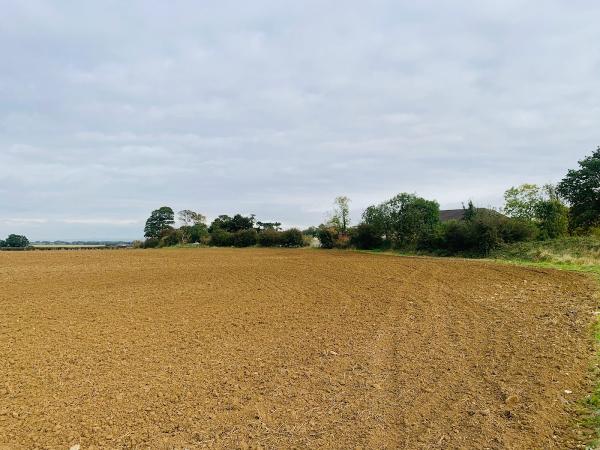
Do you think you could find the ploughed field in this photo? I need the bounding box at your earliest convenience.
[0,249,598,449]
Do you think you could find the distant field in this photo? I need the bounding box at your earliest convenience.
[32,244,107,248]
[0,248,597,448]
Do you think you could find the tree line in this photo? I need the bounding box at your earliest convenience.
[138,209,306,249]
[307,147,600,256]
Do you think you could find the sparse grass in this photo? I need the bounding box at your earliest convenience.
[490,236,600,275]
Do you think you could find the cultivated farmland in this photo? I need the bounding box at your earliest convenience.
[0,249,598,449]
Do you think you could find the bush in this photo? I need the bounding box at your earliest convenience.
[159,229,182,247]
[132,240,144,249]
[351,223,383,249]
[258,229,282,247]
[180,223,209,243]
[333,234,351,249]
[0,240,5,248]
[210,229,233,247]
[499,219,538,243]
[233,229,258,247]
[143,237,159,248]
[317,227,337,249]
[535,200,569,239]
[281,228,304,247]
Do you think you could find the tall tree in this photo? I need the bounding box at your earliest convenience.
[503,184,542,220]
[144,207,175,238]
[178,210,206,226]
[329,196,350,233]
[363,193,439,248]
[558,147,600,231]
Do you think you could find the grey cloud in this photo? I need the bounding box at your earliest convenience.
[1,0,599,239]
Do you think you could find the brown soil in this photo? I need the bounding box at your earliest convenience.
[0,248,598,449]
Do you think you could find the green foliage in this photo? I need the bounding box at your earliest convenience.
[534,199,569,239]
[132,240,144,249]
[210,228,233,247]
[351,223,383,249]
[463,200,477,221]
[317,226,337,249]
[363,193,440,248]
[209,214,255,232]
[503,184,542,220]
[258,229,282,247]
[499,218,539,243]
[362,204,389,238]
[232,229,258,247]
[178,210,206,226]
[144,206,175,238]
[180,223,209,243]
[557,147,600,231]
[302,226,319,237]
[329,196,350,232]
[0,240,5,248]
[4,234,30,248]
[159,228,182,247]
[143,237,159,248]
[490,236,600,275]
[280,228,304,247]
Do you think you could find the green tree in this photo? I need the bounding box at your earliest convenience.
[557,147,600,231]
[463,200,477,221]
[503,184,541,220]
[209,214,255,232]
[350,223,383,249]
[317,226,337,249]
[280,228,304,247]
[178,210,206,226]
[535,199,569,239]
[144,207,175,238]
[329,196,351,233]
[5,234,30,248]
[0,239,5,248]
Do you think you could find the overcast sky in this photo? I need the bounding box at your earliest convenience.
[1,1,599,240]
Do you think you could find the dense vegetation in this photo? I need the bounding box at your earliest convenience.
[0,234,30,249]
[138,209,307,249]
[306,147,600,257]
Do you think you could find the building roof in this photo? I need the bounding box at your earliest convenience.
[440,208,504,222]
[440,209,466,222]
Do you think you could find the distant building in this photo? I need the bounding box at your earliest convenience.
[439,208,504,222]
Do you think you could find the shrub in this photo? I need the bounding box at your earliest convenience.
[132,240,144,249]
[233,229,258,247]
[210,229,233,247]
[333,234,351,249]
[0,240,5,248]
[350,223,383,249]
[258,229,282,247]
[159,229,182,247]
[535,200,569,239]
[281,228,304,247]
[317,227,337,249]
[499,219,538,243]
[143,237,159,248]
[180,223,209,243]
